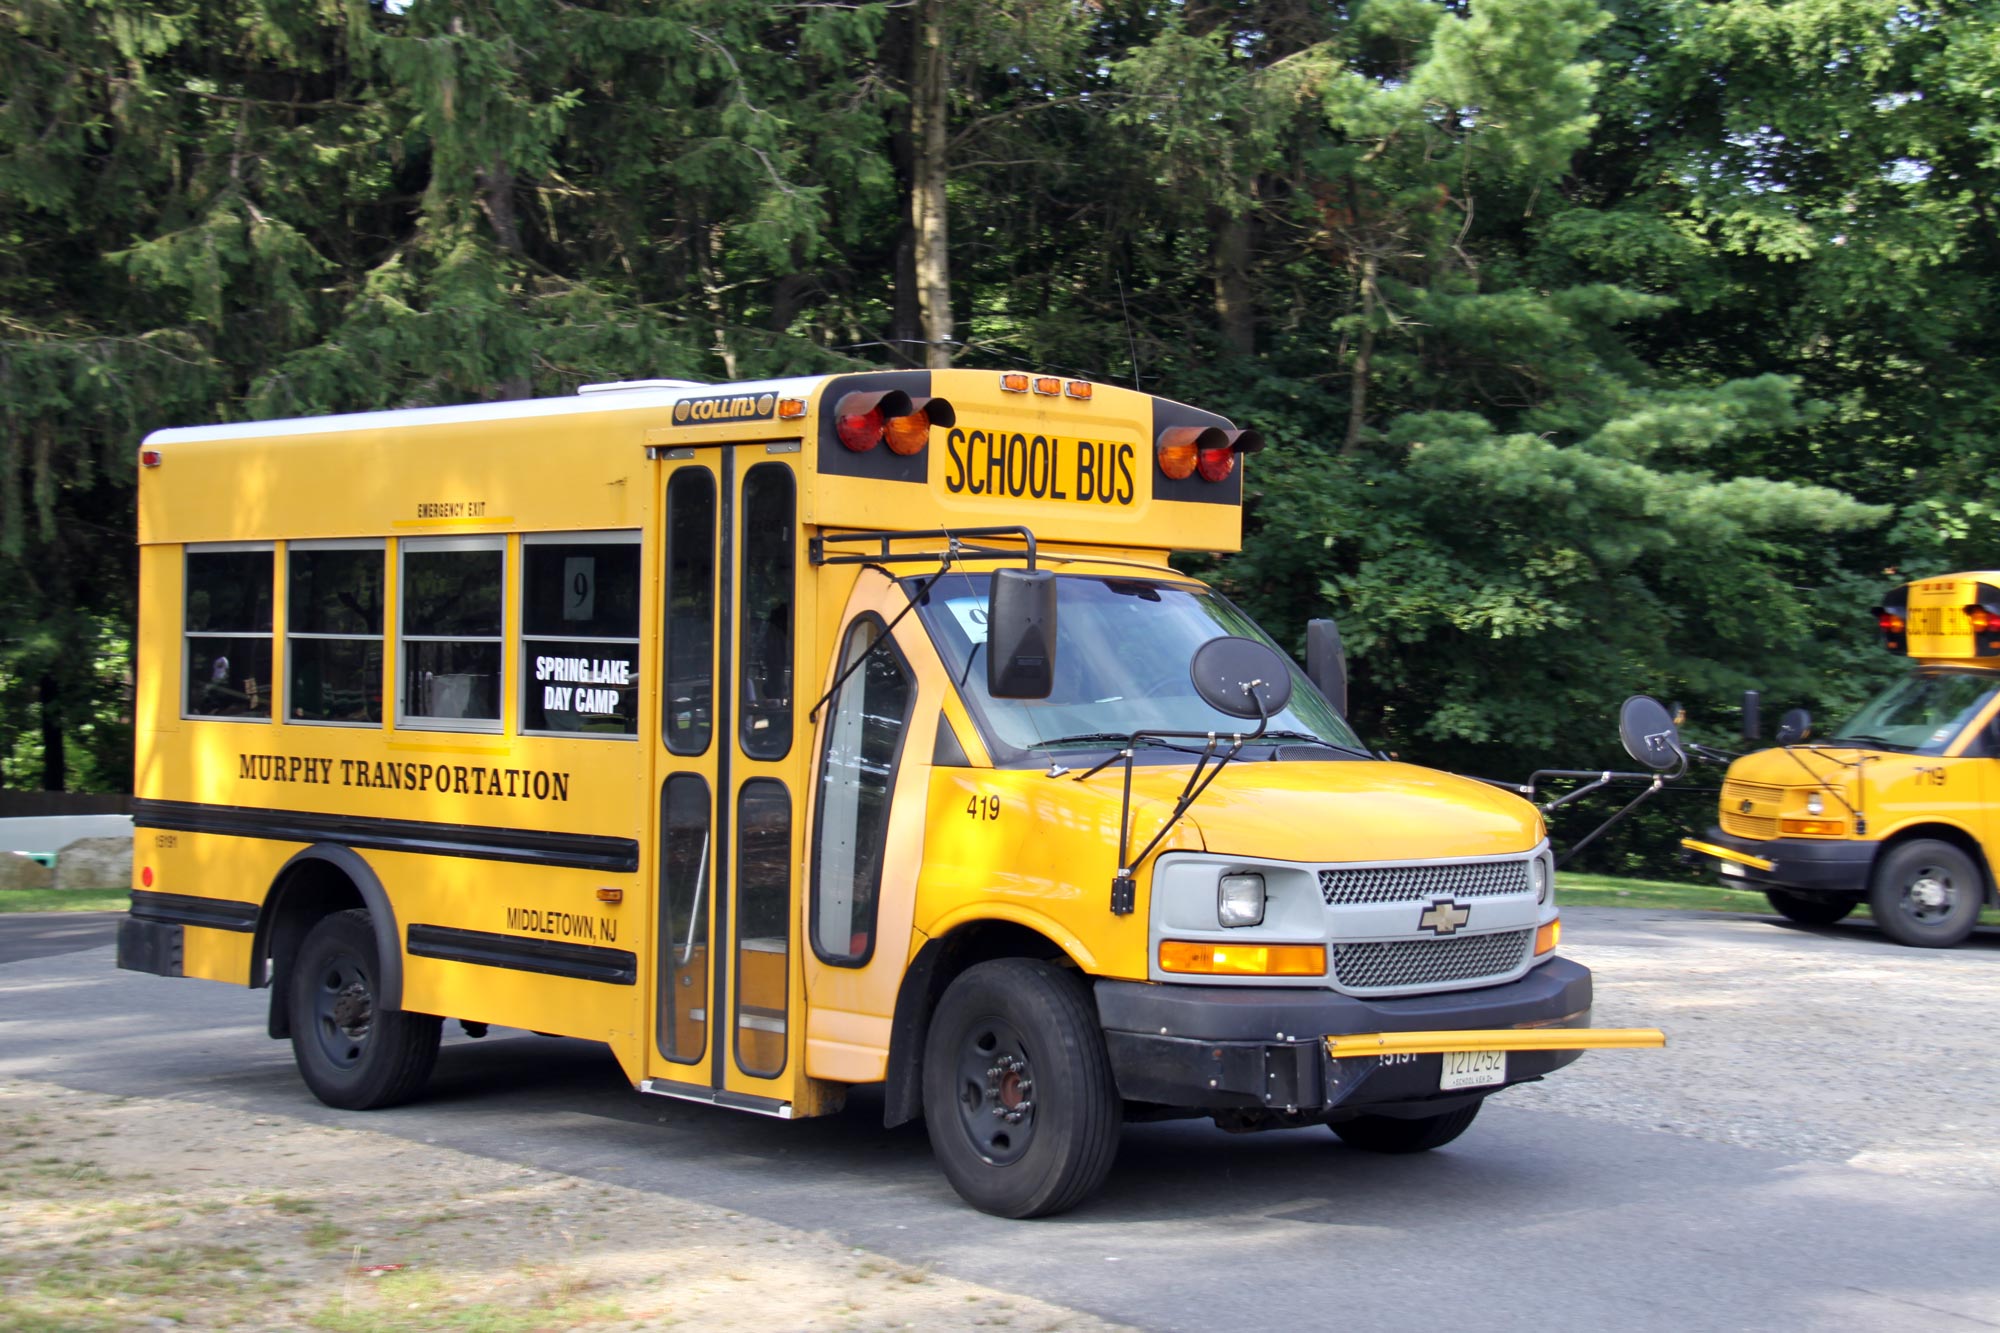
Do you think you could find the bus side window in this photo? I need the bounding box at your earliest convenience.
[663,470,716,755]
[400,537,505,729]
[287,542,384,725]
[811,616,914,965]
[739,464,794,760]
[520,532,641,737]
[184,545,275,720]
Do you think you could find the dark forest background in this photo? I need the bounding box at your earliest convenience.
[5,0,1997,874]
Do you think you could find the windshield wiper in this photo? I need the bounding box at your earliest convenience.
[1253,730,1376,759]
[1036,733,1216,758]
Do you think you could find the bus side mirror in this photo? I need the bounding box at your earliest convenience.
[987,568,1057,699]
[1743,690,1761,742]
[1775,708,1812,745]
[1306,618,1347,715]
[1619,695,1685,771]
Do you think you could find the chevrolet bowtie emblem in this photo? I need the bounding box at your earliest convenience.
[1419,898,1471,936]
[1739,798,1754,814]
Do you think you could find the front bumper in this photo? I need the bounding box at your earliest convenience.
[1688,828,1877,895]
[1094,957,1653,1117]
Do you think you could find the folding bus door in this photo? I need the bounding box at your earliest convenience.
[645,444,805,1115]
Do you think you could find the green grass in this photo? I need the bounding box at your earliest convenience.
[1562,872,2000,924]
[0,889,128,913]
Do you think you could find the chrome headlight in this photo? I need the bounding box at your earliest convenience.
[1217,873,1266,928]
[1806,791,1825,816]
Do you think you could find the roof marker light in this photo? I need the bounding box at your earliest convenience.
[1033,376,1062,396]
[139,449,162,468]
[1064,381,1093,400]
[1000,373,1030,393]
[777,398,807,420]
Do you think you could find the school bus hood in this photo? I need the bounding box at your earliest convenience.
[1118,759,1541,864]
[1726,745,1873,788]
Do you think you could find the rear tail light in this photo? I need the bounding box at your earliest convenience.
[139,449,162,468]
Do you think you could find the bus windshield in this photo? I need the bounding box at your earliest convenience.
[908,571,1364,759]
[1829,671,2000,755]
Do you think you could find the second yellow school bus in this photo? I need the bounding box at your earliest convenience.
[1687,571,2000,949]
[120,369,1660,1216]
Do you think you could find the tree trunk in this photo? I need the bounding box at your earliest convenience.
[1342,254,1378,455]
[478,158,533,400]
[910,0,953,369]
[38,673,63,792]
[1212,207,1256,357]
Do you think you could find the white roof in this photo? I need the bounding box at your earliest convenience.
[143,374,831,446]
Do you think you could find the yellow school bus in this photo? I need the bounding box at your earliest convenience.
[119,369,1659,1216]
[1686,572,2000,948]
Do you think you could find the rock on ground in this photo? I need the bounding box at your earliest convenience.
[53,836,130,891]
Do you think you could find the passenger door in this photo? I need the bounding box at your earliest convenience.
[644,446,804,1112]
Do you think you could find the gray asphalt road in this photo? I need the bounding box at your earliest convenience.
[4,907,1997,1331]
[0,909,120,964]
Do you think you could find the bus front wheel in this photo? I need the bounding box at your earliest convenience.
[288,909,441,1110]
[922,958,1122,1218]
[1868,840,1983,948]
[1765,889,1859,926]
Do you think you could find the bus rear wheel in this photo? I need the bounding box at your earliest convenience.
[922,959,1122,1218]
[288,909,441,1110]
[1331,1101,1482,1153]
[1869,840,1983,948]
[1765,889,1858,926]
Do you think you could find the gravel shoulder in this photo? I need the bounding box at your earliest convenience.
[0,1078,1125,1333]
[1513,905,2000,1192]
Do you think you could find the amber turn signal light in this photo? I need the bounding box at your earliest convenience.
[1158,940,1326,976]
[1779,818,1846,837]
[1534,919,1561,956]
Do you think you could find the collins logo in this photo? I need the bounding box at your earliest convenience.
[1418,898,1471,936]
[673,392,776,424]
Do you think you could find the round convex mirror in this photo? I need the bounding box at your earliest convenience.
[1189,636,1294,721]
[1619,695,1685,771]
[1775,707,1813,745]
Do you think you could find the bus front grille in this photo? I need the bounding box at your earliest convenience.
[1331,929,1534,992]
[1724,780,1785,805]
[1720,810,1778,840]
[1319,858,1530,907]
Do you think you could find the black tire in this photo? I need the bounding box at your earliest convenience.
[1868,840,1983,948]
[1765,889,1859,926]
[922,959,1122,1218]
[288,909,441,1109]
[1331,1100,1482,1154]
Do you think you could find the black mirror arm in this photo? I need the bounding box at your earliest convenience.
[1104,686,1273,915]
[1554,774,1670,870]
[805,550,952,725]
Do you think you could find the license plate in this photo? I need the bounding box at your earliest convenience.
[1440,1050,1506,1091]
[1720,861,1745,878]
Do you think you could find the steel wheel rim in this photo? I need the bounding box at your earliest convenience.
[312,948,375,1071]
[1900,866,1960,924]
[954,1014,1036,1167]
